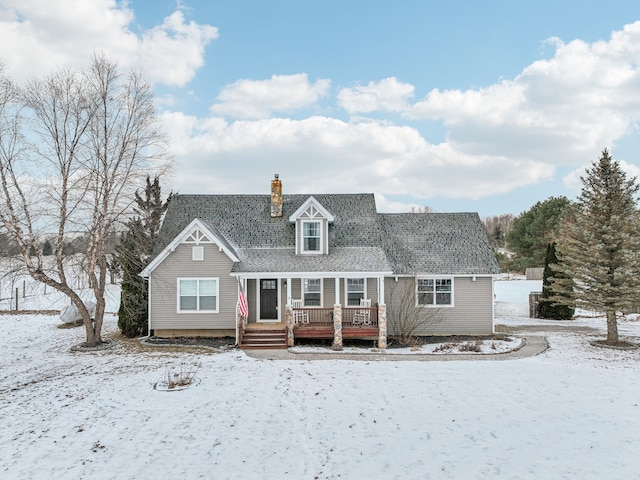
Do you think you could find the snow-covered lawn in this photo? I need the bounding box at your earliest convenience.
[1,281,640,479]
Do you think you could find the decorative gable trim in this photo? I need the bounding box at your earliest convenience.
[184,228,213,244]
[288,196,335,223]
[140,218,239,277]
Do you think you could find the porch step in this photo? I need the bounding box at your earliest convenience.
[240,328,287,349]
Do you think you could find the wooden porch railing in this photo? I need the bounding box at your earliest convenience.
[292,306,378,328]
[293,307,333,326]
[342,307,378,328]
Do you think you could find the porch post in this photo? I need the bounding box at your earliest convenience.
[333,304,343,350]
[286,277,292,305]
[377,303,387,349]
[333,277,342,350]
[285,304,294,347]
[378,276,385,304]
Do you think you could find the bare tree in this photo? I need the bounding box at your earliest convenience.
[0,55,169,346]
[386,278,442,345]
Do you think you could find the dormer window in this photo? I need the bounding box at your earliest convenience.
[290,196,334,256]
[303,221,321,252]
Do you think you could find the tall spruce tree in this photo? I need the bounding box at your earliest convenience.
[539,242,574,320]
[553,149,640,344]
[117,176,172,337]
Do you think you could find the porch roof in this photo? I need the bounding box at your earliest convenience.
[230,246,392,274]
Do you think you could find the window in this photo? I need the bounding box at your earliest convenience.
[192,246,204,261]
[302,221,321,252]
[347,278,365,306]
[178,278,218,312]
[303,278,322,306]
[417,278,452,306]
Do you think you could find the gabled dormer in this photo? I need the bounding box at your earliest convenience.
[289,196,334,255]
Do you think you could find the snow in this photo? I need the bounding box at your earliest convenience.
[2,280,640,479]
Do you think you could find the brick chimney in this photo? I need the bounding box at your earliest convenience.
[270,174,282,217]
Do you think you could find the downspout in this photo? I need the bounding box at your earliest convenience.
[491,276,496,334]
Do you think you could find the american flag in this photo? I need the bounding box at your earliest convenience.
[238,284,249,318]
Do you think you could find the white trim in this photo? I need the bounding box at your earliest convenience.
[345,277,367,306]
[232,272,495,280]
[177,277,220,313]
[231,271,393,279]
[141,219,239,277]
[288,196,335,222]
[257,278,280,323]
[301,219,323,255]
[192,245,204,261]
[491,277,496,334]
[415,276,455,308]
[147,277,152,335]
[302,277,323,307]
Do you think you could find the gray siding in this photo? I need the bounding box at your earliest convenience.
[150,243,236,331]
[247,279,257,322]
[366,278,378,304]
[384,276,494,336]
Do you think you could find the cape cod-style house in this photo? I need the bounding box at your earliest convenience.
[140,175,501,349]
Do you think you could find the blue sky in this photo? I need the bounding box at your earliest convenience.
[2,0,640,217]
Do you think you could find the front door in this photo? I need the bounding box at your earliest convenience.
[259,279,278,321]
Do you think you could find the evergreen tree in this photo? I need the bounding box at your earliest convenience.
[42,239,53,256]
[505,196,571,272]
[554,149,640,344]
[116,176,172,337]
[539,242,574,320]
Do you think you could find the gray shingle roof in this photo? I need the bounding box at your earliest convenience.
[152,194,500,276]
[153,193,391,273]
[379,213,501,275]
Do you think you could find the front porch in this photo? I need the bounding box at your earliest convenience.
[236,275,389,350]
[238,304,383,348]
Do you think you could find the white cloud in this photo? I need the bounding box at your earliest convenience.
[0,0,217,86]
[337,77,415,114]
[409,21,640,168]
[210,74,331,119]
[160,111,550,201]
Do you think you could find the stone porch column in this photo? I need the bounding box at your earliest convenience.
[285,304,294,347]
[377,303,387,349]
[332,304,343,350]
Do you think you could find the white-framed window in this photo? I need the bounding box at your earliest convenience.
[178,278,219,312]
[192,246,204,261]
[303,278,322,307]
[346,278,365,306]
[417,278,453,306]
[302,220,321,253]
